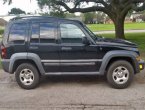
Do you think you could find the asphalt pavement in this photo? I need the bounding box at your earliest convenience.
[0,70,145,110]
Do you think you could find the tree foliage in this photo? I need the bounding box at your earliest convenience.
[8,8,26,15]
[82,12,96,24]
[3,0,12,4]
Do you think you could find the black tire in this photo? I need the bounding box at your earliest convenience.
[15,63,40,89]
[107,60,134,89]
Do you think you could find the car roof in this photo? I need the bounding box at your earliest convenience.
[10,16,82,24]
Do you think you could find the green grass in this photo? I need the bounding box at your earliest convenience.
[0,30,4,36]
[0,26,4,29]
[87,22,145,32]
[0,26,4,38]
[99,33,145,60]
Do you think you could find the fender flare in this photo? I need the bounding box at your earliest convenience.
[9,53,45,75]
[99,50,139,75]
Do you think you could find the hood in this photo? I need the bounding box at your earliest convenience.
[96,37,137,47]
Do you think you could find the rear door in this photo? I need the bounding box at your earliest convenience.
[28,21,60,72]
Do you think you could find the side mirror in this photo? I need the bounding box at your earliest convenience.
[82,37,90,45]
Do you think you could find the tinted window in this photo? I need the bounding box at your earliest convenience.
[60,23,85,43]
[8,23,27,44]
[40,23,56,43]
[31,23,39,43]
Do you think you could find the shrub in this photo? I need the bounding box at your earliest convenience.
[0,29,4,35]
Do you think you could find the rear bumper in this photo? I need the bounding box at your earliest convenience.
[1,59,10,73]
[138,59,144,70]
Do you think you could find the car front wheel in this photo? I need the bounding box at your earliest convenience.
[107,60,134,89]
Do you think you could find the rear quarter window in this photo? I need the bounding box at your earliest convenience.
[8,23,27,44]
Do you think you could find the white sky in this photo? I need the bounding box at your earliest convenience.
[0,0,84,16]
[0,0,39,15]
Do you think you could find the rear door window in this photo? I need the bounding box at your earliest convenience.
[8,23,27,44]
[30,22,57,44]
[40,23,57,43]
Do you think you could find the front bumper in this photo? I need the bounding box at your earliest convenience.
[138,59,144,70]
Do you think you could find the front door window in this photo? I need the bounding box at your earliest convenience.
[60,23,85,43]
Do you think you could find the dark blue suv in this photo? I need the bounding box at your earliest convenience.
[1,16,144,89]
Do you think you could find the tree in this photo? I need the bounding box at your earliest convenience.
[9,8,26,15]
[39,8,66,18]
[37,0,145,39]
[49,9,66,18]
[96,12,106,24]
[83,12,96,24]
[141,11,145,21]
[65,13,76,18]
[3,0,12,4]
[38,0,66,18]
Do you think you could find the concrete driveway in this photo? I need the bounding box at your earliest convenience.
[0,70,145,110]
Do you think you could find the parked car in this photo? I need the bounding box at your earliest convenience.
[1,16,144,89]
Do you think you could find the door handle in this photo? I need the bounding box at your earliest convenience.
[61,47,72,51]
[29,46,38,50]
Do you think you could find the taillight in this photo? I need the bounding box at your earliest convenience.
[1,45,6,58]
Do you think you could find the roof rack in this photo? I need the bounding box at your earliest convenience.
[10,16,54,21]
[9,16,82,23]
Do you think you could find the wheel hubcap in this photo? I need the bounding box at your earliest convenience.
[19,69,34,86]
[112,66,129,84]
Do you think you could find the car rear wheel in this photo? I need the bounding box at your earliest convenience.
[107,60,134,89]
[15,63,40,89]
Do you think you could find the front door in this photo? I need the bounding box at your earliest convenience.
[59,22,101,73]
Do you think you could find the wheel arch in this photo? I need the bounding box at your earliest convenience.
[99,50,139,75]
[12,59,40,75]
[9,53,45,75]
[105,57,136,74]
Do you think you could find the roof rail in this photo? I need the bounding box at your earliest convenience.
[9,16,57,21]
[9,16,82,23]
[10,16,41,21]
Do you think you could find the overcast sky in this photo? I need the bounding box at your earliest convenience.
[0,0,39,15]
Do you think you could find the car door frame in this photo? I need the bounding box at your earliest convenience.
[27,19,61,73]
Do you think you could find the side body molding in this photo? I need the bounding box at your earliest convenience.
[9,53,45,74]
[99,50,139,75]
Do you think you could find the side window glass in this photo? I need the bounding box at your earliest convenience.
[8,23,27,44]
[40,23,57,43]
[60,23,85,43]
[31,23,39,43]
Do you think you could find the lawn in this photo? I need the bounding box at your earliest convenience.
[98,33,145,60]
[87,22,145,32]
[0,26,4,29]
[0,26,4,38]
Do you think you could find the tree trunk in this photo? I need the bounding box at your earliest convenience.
[114,16,125,39]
